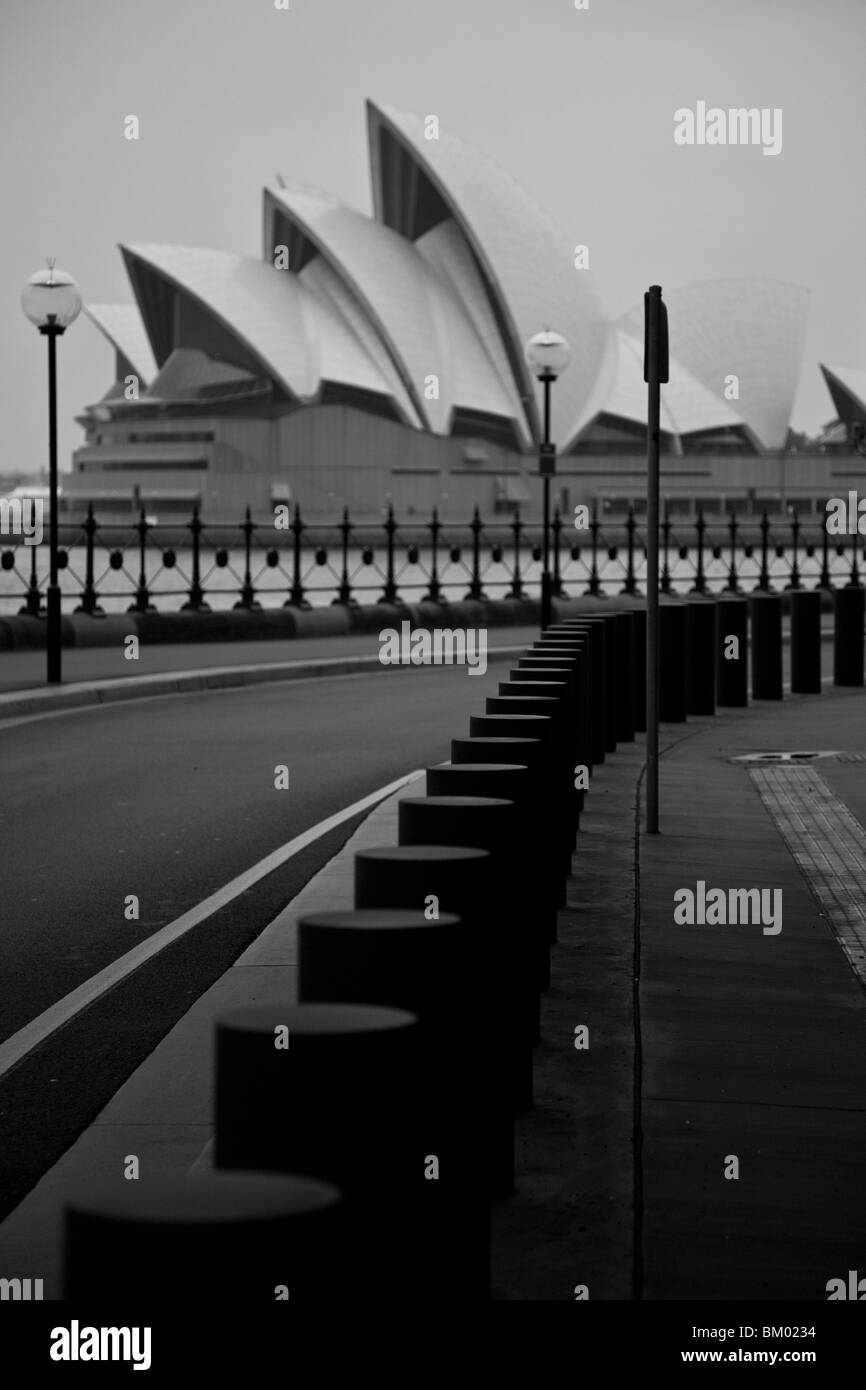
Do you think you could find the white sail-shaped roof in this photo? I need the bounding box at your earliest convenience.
[266,185,448,430]
[84,303,158,385]
[266,185,527,439]
[367,100,611,451]
[121,243,398,406]
[298,255,423,427]
[820,363,866,422]
[618,279,809,450]
[415,217,533,445]
[599,328,748,440]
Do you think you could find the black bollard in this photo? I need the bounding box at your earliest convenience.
[542,622,609,756]
[499,679,572,712]
[686,598,717,716]
[469,713,573,877]
[508,665,577,711]
[427,761,532,802]
[397,796,536,1111]
[425,760,552,1005]
[834,585,865,686]
[750,592,783,700]
[299,909,463,1015]
[297,908,480,1275]
[659,601,689,722]
[516,653,593,771]
[484,695,576,825]
[559,613,621,752]
[631,606,647,733]
[214,1002,483,1299]
[446,742,561,981]
[497,681,581,812]
[716,596,748,707]
[613,611,636,742]
[354,845,512,1205]
[790,589,822,694]
[64,1171,343,1303]
[451,735,544,770]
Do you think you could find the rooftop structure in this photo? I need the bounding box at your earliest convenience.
[70,100,829,521]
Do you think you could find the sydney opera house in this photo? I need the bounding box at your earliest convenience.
[68,100,860,524]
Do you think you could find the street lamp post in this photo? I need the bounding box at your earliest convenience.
[525,329,571,632]
[21,260,82,684]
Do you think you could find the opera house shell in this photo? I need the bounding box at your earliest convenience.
[71,100,813,522]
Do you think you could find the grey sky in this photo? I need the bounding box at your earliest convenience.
[2,0,863,476]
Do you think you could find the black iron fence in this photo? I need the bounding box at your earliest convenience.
[1,501,863,616]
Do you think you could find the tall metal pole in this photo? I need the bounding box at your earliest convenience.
[540,372,552,632]
[644,286,667,834]
[43,317,63,684]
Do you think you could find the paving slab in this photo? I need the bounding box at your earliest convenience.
[639,688,866,1301]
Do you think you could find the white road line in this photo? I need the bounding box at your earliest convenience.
[0,768,424,1081]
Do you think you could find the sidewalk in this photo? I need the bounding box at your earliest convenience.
[1,684,863,1299]
[638,689,866,1300]
[493,685,866,1299]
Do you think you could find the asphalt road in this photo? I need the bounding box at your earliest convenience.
[0,663,515,1041]
[0,661,519,1217]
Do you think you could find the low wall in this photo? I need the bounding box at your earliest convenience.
[0,588,837,651]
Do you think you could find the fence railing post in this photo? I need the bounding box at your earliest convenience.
[726,510,739,592]
[75,504,104,615]
[334,506,355,606]
[849,528,861,588]
[20,541,43,616]
[380,505,400,604]
[234,503,262,606]
[787,508,801,590]
[425,506,442,603]
[551,506,564,597]
[758,510,771,590]
[181,506,211,612]
[660,501,672,595]
[586,499,601,596]
[508,507,524,599]
[692,507,706,594]
[622,507,637,595]
[284,503,310,608]
[820,518,832,589]
[465,505,486,601]
[129,509,155,613]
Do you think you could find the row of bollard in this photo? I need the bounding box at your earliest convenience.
[656,586,863,720]
[59,590,861,1303]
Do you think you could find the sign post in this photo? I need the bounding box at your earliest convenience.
[539,440,556,629]
[644,285,669,834]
